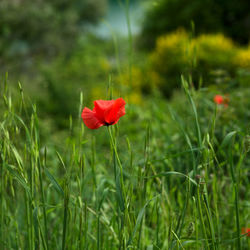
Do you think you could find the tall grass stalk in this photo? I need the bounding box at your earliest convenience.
[62,184,69,250]
[0,139,5,248]
[228,134,241,250]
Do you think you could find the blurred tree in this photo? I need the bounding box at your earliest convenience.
[0,0,107,63]
[140,0,250,48]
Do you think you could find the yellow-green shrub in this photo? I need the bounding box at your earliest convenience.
[149,31,241,96]
[196,34,235,66]
[234,46,250,87]
[234,47,250,69]
[149,30,194,96]
[118,32,249,99]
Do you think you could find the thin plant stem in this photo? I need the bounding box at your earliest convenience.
[62,186,69,250]
[228,138,241,250]
[38,157,49,250]
[197,184,209,249]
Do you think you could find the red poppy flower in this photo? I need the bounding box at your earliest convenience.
[213,94,229,107]
[214,95,224,105]
[242,227,250,237]
[81,98,126,129]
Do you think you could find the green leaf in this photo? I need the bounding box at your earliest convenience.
[116,172,125,212]
[127,196,159,247]
[44,167,64,197]
[221,131,237,149]
[13,114,32,144]
[98,187,109,211]
[4,164,31,198]
[147,171,197,186]
[56,151,67,172]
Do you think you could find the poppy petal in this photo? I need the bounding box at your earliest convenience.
[81,107,104,129]
[94,100,114,122]
[94,100,115,110]
[105,98,126,124]
[214,95,224,104]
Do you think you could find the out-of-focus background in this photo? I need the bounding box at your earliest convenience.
[1,0,250,132]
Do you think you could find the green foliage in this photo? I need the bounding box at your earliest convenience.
[0,0,107,64]
[40,37,111,128]
[141,0,250,48]
[150,30,192,96]
[0,76,249,249]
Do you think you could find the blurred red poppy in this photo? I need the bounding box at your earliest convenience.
[82,98,126,129]
[213,95,229,107]
[214,95,224,104]
[242,227,250,237]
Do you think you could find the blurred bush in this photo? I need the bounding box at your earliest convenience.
[141,0,250,48]
[192,34,237,84]
[234,46,250,87]
[149,30,193,96]
[196,34,235,67]
[126,31,250,97]
[0,0,107,67]
[147,32,238,97]
[40,37,111,128]
[234,46,250,69]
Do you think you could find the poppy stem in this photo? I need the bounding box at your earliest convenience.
[107,126,126,208]
[107,126,128,246]
[108,126,123,171]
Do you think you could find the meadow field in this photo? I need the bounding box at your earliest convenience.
[0,0,250,249]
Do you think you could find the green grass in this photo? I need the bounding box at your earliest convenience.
[0,73,249,249]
